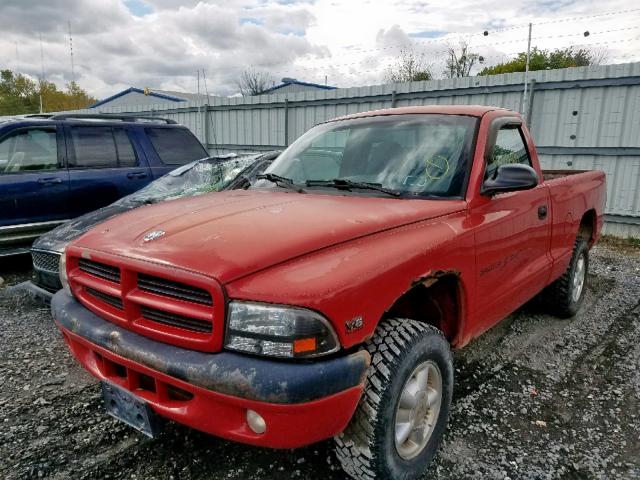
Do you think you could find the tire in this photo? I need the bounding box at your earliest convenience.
[334,319,453,480]
[541,237,589,318]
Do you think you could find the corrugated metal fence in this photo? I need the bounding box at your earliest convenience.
[78,62,640,237]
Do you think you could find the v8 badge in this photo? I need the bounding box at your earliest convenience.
[345,316,364,333]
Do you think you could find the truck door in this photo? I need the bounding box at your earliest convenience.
[471,120,551,333]
[66,125,152,216]
[0,125,70,228]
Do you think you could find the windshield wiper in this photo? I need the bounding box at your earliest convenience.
[305,178,401,197]
[257,173,306,193]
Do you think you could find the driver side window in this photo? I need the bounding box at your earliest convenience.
[0,128,59,174]
[485,126,531,180]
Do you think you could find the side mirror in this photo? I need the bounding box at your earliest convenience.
[481,164,538,196]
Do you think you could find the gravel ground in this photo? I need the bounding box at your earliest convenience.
[1,243,639,480]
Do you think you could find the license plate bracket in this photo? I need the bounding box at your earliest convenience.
[101,381,162,438]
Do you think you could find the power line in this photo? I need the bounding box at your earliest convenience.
[273,35,640,76]
[323,8,640,58]
[308,24,640,64]
[264,39,640,80]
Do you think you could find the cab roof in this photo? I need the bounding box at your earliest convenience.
[329,105,516,123]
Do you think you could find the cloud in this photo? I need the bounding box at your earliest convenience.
[0,0,636,101]
[376,25,413,49]
[0,0,326,97]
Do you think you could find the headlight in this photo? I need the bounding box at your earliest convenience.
[225,301,340,359]
[59,251,71,295]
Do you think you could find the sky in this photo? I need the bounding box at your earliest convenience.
[0,0,638,100]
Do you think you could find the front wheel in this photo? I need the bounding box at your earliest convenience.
[334,319,453,480]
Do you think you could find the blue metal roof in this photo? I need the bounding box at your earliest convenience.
[261,79,337,94]
[89,87,187,108]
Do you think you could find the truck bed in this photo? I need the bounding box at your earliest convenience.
[542,169,593,181]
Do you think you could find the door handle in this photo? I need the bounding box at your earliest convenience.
[127,171,148,179]
[37,177,63,185]
[538,205,548,220]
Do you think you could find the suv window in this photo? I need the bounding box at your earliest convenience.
[0,128,58,174]
[114,128,137,167]
[146,128,208,165]
[69,126,118,168]
[485,126,531,179]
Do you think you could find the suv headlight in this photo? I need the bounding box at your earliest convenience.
[225,301,340,359]
[59,251,71,295]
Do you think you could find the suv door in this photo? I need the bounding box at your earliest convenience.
[66,125,152,215]
[0,125,69,230]
[471,119,551,333]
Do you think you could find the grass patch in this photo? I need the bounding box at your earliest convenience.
[600,234,640,249]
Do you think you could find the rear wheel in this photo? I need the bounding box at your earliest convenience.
[541,237,589,318]
[334,319,453,480]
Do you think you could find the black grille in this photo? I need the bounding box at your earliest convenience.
[138,273,212,306]
[79,258,120,283]
[86,287,123,310]
[140,306,212,333]
[32,250,60,273]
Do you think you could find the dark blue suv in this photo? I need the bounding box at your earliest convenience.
[0,113,208,256]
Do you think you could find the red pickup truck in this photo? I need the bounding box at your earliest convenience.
[51,106,606,480]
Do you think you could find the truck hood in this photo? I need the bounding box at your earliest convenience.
[73,190,465,284]
[32,202,137,254]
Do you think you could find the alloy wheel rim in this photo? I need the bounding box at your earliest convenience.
[572,254,586,302]
[394,360,443,460]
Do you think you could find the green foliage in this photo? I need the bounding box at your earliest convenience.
[0,69,97,115]
[445,41,480,78]
[478,47,600,76]
[0,69,39,115]
[385,49,433,83]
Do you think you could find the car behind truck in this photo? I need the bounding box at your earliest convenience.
[51,106,605,480]
[0,114,208,256]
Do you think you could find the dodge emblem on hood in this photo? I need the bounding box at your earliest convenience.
[143,230,166,242]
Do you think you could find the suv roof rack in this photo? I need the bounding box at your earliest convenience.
[48,113,177,124]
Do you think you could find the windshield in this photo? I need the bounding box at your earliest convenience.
[125,155,260,204]
[257,114,477,198]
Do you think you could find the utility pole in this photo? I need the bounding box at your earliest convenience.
[39,34,45,113]
[15,42,19,73]
[197,69,201,139]
[522,22,532,120]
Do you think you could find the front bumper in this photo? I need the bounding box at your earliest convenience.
[51,291,370,448]
[10,281,55,303]
[32,267,62,295]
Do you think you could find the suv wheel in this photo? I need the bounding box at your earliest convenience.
[334,319,453,480]
[541,237,589,318]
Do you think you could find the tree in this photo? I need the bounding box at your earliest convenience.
[444,41,480,78]
[0,68,96,115]
[478,47,605,76]
[237,68,274,96]
[65,81,96,110]
[385,48,432,83]
[0,69,39,115]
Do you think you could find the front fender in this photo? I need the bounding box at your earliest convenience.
[226,211,475,349]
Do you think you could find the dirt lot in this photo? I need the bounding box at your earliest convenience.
[1,243,639,480]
